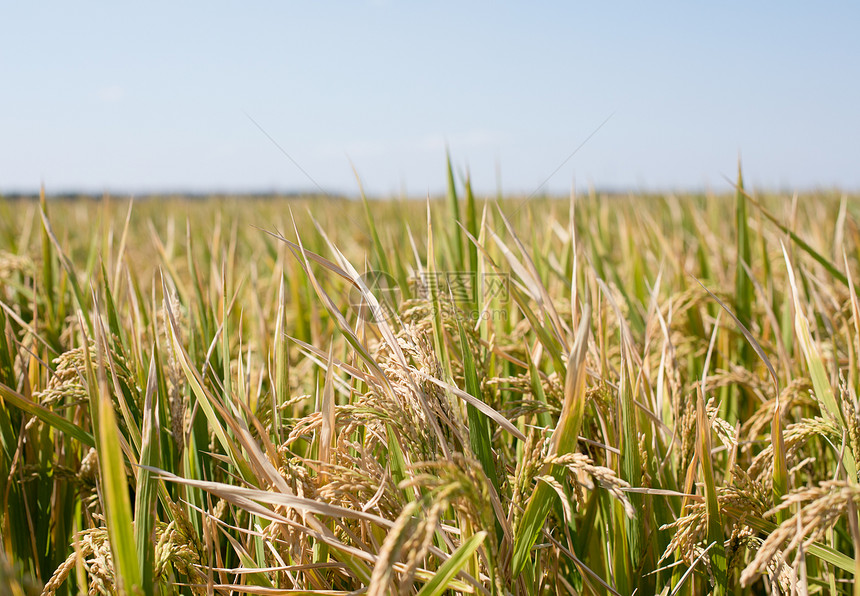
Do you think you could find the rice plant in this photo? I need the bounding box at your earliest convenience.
[1,166,859,594]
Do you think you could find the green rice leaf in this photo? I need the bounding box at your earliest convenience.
[512,304,590,578]
[697,387,727,592]
[457,320,501,498]
[783,245,857,478]
[0,382,94,448]
[416,531,486,596]
[96,342,142,593]
[134,355,160,594]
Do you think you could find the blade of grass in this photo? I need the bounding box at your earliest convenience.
[416,531,487,596]
[692,276,788,519]
[458,321,498,493]
[354,167,393,277]
[783,245,857,477]
[95,328,141,594]
[696,386,727,593]
[272,274,289,446]
[738,183,852,290]
[0,382,94,448]
[735,162,753,339]
[512,303,591,578]
[39,202,92,335]
[445,151,464,269]
[161,276,257,486]
[134,354,160,595]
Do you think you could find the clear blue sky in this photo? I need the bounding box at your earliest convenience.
[2,2,858,196]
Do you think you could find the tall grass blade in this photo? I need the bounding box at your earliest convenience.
[415,531,486,596]
[0,382,95,448]
[458,319,501,501]
[512,304,590,578]
[95,334,142,594]
[741,186,852,290]
[735,162,753,336]
[783,245,857,476]
[697,386,727,592]
[134,354,161,595]
[445,151,464,269]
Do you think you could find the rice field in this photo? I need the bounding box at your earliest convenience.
[1,168,859,595]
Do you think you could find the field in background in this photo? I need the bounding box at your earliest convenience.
[1,174,859,595]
